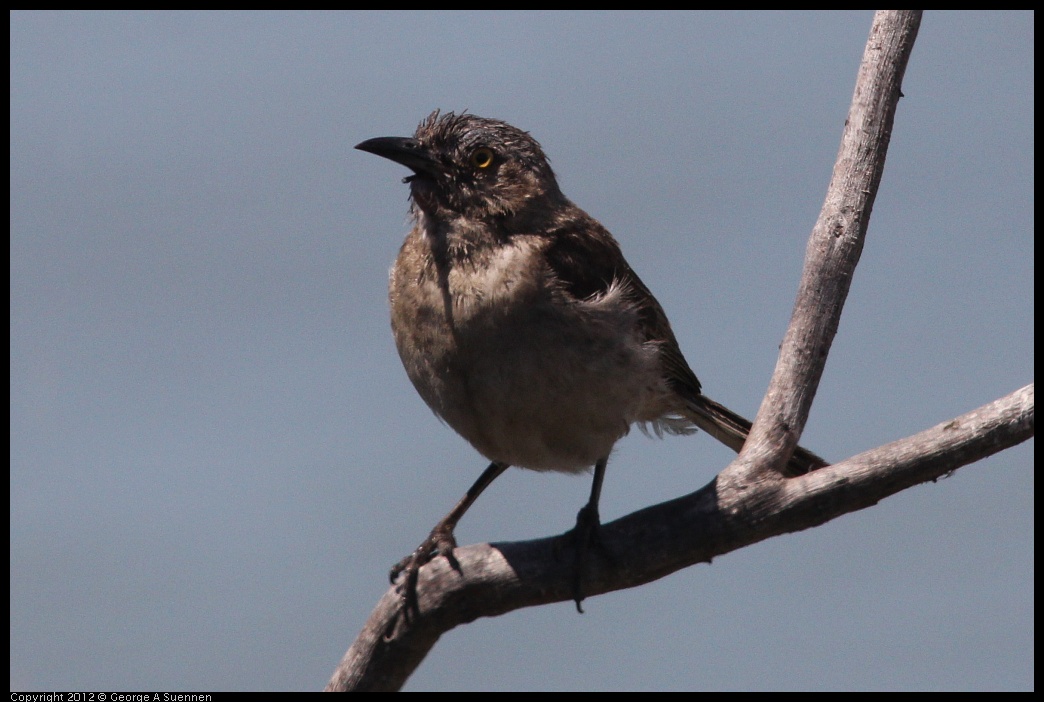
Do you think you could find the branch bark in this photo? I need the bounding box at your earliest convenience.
[327,11,1032,691]
[733,9,921,482]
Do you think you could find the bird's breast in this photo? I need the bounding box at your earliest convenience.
[389,232,666,471]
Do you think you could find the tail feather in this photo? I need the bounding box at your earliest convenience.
[683,396,827,476]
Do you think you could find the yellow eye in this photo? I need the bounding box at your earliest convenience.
[470,147,495,169]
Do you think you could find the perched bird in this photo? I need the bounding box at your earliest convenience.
[356,111,826,612]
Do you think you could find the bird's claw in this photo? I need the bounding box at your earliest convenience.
[389,527,459,618]
[569,503,610,613]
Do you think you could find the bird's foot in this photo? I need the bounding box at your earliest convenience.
[567,503,611,614]
[389,524,459,619]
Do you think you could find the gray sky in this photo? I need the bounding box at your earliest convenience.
[10,11,1033,692]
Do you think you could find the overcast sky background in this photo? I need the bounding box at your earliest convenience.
[10,11,1033,692]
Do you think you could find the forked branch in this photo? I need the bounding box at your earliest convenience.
[327,11,1032,692]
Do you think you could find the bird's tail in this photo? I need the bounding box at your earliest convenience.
[683,395,828,476]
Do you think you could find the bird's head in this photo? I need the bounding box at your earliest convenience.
[356,111,563,222]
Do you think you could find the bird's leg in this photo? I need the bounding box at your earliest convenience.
[390,461,510,615]
[570,457,608,613]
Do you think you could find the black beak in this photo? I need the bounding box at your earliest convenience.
[355,136,441,179]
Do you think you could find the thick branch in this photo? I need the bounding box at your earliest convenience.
[327,383,1033,691]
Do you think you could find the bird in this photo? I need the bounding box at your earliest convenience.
[356,110,826,612]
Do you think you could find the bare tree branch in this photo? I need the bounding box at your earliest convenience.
[328,384,1032,691]
[733,10,921,481]
[327,11,1032,692]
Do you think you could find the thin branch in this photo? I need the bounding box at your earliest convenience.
[733,10,922,480]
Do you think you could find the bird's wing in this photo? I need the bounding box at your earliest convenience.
[538,212,704,402]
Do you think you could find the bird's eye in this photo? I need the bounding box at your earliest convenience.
[470,147,495,169]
